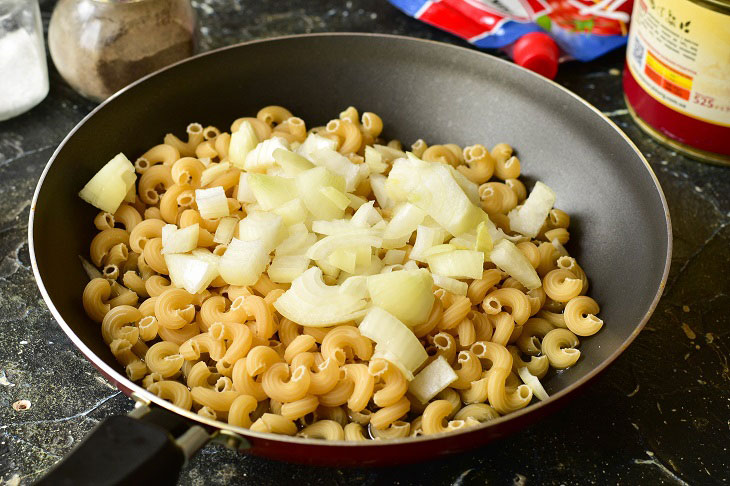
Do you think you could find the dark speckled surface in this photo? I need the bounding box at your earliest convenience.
[1,1,728,485]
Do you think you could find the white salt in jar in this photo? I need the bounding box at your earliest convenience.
[0,0,49,121]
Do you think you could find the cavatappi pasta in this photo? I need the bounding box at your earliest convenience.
[79,105,604,441]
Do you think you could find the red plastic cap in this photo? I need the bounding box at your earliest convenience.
[513,32,560,79]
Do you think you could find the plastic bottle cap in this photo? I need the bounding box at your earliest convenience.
[512,32,560,80]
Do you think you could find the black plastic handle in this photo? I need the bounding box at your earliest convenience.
[35,406,209,486]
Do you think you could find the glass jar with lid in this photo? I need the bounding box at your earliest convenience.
[0,0,49,121]
[48,0,196,102]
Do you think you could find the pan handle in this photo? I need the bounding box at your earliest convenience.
[34,403,210,486]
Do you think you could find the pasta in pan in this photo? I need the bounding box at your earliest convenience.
[79,105,604,441]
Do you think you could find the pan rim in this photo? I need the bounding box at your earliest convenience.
[28,32,672,448]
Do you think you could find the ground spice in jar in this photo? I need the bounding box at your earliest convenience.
[48,0,196,102]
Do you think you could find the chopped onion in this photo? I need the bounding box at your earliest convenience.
[507,181,556,238]
[359,307,427,380]
[489,239,541,290]
[297,133,338,161]
[447,165,480,206]
[78,153,136,213]
[367,269,434,327]
[518,366,549,401]
[369,173,394,210]
[164,252,219,294]
[236,172,257,203]
[200,161,230,187]
[228,121,258,169]
[268,255,311,283]
[319,186,351,211]
[475,221,493,254]
[311,148,368,192]
[382,203,426,249]
[213,217,237,245]
[273,148,314,175]
[272,198,309,226]
[244,137,289,172]
[195,186,229,219]
[373,144,406,162]
[403,260,420,271]
[247,173,296,210]
[328,248,358,274]
[383,249,406,265]
[422,244,457,259]
[432,274,468,296]
[350,201,382,228]
[219,238,270,286]
[347,193,368,210]
[306,229,383,260]
[276,228,317,256]
[408,356,458,403]
[296,167,347,220]
[311,219,358,236]
[161,223,199,254]
[364,145,388,174]
[274,267,369,326]
[426,249,484,279]
[238,211,285,251]
[410,225,449,262]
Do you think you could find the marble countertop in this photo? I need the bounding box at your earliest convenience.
[1,0,728,485]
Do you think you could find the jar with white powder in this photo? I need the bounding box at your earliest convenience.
[0,0,50,121]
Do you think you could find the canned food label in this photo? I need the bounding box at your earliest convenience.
[626,0,730,127]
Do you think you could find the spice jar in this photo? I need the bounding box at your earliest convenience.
[0,0,49,121]
[48,0,196,102]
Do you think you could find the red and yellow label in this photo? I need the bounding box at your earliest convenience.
[626,0,730,127]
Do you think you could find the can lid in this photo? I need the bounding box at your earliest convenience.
[513,32,560,79]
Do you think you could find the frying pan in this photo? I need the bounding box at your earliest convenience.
[28,33,671,485]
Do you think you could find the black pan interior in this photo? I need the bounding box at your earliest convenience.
[32,34,669,397]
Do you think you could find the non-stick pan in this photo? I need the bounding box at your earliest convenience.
[29,33,671,485]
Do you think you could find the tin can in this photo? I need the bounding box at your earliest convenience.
[623,0,730,165]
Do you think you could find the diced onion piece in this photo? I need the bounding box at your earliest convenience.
[200,161,230,187]
[164,253,219,294]
[272,198,309,226]
[447,165,480,206]
[347,193,368,210]
[449,233,476,250]
[228,121,258,169]
[475,221,493,254]
[268,255,310,283]
[297,133,338,161]
[195,186,229,219]
[410,225,449,263]
[244,137,289,172]
[236,173,256,203]
[383,249,406,265]
[274,267,369,326]
[328,248,358,274]
[315,257,340,278]
[311,219,358,236]
[426,249,484,279]
[408,356,458,403]
[367,269,434,327]
[238,211,285,251]
[247,173,296,210]
[161,223,199,254]
[78,153,136,213]
[219,238,269,286]
[373,144,406,162]
[369,173,393,210]
[364,146,388,174]
[276,229,317,256]
[273,148,314,176]
[403,260,419,271]
[306,229,383,260]
[422,244,456,259]
[432,274,468,296]
[359,307,427,380]
[518,366,549,401]
[213,217,237,245]
[389,154,488,236]
[319,186,350,211]
[296,167,347,220]
[350,201,382,228]
[490,239,541,290]
[382,203,426,249]
[507,181,556,238]
[310,148,368,192]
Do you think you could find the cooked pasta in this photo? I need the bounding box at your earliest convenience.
[79,106,605,441]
